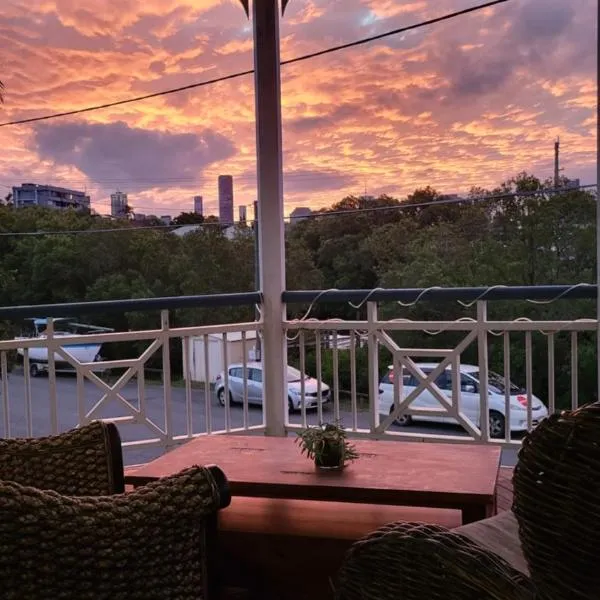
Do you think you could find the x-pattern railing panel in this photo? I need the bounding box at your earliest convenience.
[376,329,481,438]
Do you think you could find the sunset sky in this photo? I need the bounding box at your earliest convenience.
[0,0,596,218]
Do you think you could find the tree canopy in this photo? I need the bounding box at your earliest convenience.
[0,172,594,406]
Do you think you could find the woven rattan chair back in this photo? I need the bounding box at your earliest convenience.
[514,402,600,600]
[335,522,533,600]
[0,421,124,495]
[0,464,230,599]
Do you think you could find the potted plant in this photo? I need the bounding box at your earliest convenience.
[295,422,359,470]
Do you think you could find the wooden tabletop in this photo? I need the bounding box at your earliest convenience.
[128,435,501,523]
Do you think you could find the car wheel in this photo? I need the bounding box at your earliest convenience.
[390,406,412,427]
[30,363,41,378]
[489,410,506,439]
[288,397,295,413]
[217,388,232,407]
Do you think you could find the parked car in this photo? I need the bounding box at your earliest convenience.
[378,362,549,438]
[215,362,330,411]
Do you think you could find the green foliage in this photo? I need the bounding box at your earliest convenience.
[0,207,258,375]
[295,421,359,464]
[287,174,597,409]
[292,346,371,398]
[173,212,205,225]
[0,171,595,408]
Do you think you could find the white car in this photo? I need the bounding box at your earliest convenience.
[215,362,330,411]
[378,362,548,438]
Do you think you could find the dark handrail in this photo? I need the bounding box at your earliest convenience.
[0,292,262,320]
[0,285,593,320]
[283,284,596,304]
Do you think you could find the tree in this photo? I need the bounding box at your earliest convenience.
[173,212,205,225]
[0,174,593,407]
[402,186,467,228]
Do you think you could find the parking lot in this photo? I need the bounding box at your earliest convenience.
[0,371,519,467]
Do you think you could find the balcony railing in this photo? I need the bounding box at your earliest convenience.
[0,292,262,465]
[0,285,596,464]
[285,285,597,445]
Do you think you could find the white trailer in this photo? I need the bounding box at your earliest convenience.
[183,331,258,384]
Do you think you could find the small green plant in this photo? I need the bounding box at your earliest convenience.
[295,421,359,468]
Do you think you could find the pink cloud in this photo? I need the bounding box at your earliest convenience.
[0,0,595,218]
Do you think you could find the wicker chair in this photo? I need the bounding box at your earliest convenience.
[0,420,124,496]
[0,464,231,599]
[513,401,600,600]
[336,402,600,599]
[335,521,533,600]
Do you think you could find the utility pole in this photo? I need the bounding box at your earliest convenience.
[554,137,560,188]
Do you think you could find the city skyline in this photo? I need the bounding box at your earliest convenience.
[0,0,595,217]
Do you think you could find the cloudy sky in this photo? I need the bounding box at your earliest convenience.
[0,0,596,217]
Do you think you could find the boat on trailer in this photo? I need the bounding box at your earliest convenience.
[16,318,114,377]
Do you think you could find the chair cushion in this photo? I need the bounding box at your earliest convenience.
[454,510,529,576]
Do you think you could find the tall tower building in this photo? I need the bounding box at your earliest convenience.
[218,175,234,225]
[193,195,203,215]
[239,205,247,225]
[110,191,128,218]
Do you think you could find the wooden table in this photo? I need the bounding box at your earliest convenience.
[127,435,501,524]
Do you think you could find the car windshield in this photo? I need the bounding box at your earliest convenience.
[286,366,306,382]
[471,370,522,394]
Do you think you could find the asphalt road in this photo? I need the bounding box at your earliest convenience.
[0,371,519,467]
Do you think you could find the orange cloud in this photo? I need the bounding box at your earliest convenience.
[0,0,595,218]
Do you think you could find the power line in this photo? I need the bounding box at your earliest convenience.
[294,183,598,220]
[1,179,593,217]
[0,0,510,128]
[281,0,509,67]
[0,224,181,237]
[95,181,599,213]
[0,68,251,128]
[0,182,593,237]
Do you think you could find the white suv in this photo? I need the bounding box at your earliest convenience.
[378,362,548,438]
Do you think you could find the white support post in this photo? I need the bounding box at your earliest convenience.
[252,0,287,436]
[367,302,380,431]
[597,0,600,405]
[477,301,490,441]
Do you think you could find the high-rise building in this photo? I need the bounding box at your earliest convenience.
[193,195,203,215]
[12,183,90,211]
[239,205,247,225]
[110,191,128,218]
[218,175,234,225]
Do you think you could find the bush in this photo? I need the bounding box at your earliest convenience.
[290,345,390,398]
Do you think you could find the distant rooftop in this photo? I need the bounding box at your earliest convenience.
[289,207,312,222]
[172,225,202,237]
